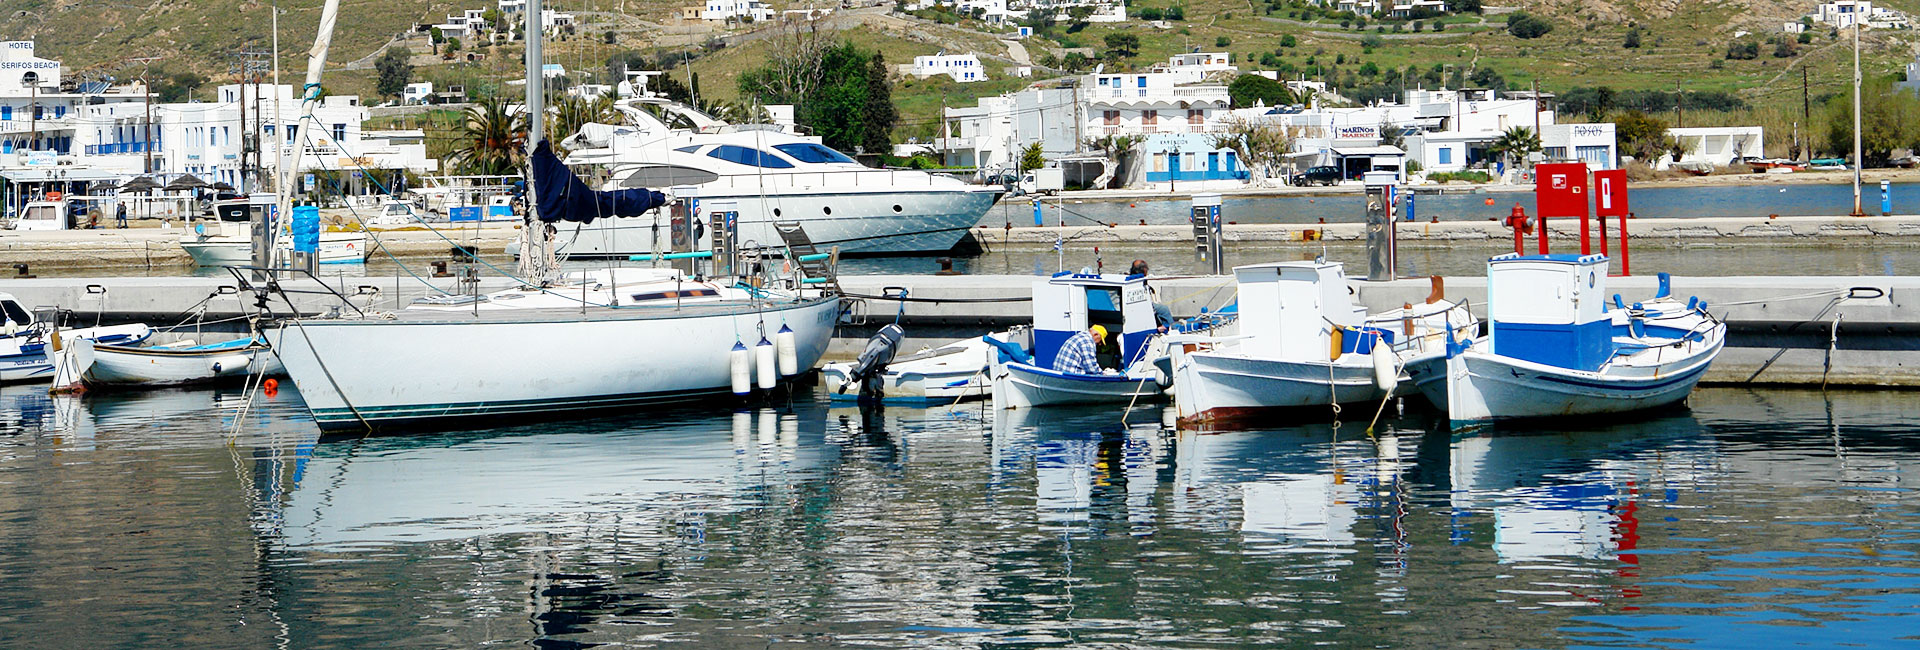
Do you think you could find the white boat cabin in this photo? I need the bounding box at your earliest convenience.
[11,201,70,231]
[1030,272,1158,371]
[1485,253,1613,371]
[0,293,34,331]
[1232,261,1370,362]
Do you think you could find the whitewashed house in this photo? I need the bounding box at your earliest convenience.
[1665,126,1764,168]
[911,53,989,82]
[703,0,774,22]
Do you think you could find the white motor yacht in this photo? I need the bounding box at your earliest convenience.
[522,97,1002,257]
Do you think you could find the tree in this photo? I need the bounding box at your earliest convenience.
[152,70,207,102]
[444,37,463,58]
[1456,0,1482,13]
[1216,36,1232,47]
[1207,115,1299,185]
[1103,32,1141,61]
[1623,27,1641,49]
[1139,7,1163,19]
[1725,39,1760,60]
[1018,142,1046,174]
[1228,74,1295,108]
[1505,12,1552,39]
[1613,110,1682,164]
[482,8,503,32]
[737,34,896,154]
[1279,34,1297,47]
[1772,38,1795,58]
[374,47,414,99]
[1165,5,1185,20]
[430,27,445,54]
[1377,120,1404,150]
[1487,126,1541,169]
[448,97,526,175]
[1824,79,1920,166]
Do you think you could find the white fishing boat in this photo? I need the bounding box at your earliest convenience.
[0,293,153,383]
[1166,261,1475,426]
[988,272,1172,409]
[1437,254,1725,428]
[49,336,280,392]
[532,96,1002,257]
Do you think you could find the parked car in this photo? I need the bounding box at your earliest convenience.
[1290,166,1342,186]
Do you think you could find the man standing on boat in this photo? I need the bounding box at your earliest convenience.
[1130,259,1174,333]
[1053,325,1109,375]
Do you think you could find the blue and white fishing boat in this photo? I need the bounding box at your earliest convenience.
[989,272,1174,408]
[1166,261,1475,425]
[1434,254,1725,428]
[0,293,153,383]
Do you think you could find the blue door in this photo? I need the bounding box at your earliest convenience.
[1207,152,1219,177]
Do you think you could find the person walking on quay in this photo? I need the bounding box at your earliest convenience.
[1052,325,1108,375]
[115,202,128,229]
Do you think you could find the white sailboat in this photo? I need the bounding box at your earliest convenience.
[268,0,841,432]
[1434,254,1725,428]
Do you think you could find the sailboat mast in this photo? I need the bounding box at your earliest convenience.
[518,0,550,279]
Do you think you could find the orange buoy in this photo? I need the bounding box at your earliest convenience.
[263,378,279,397]
[1484,197,1496,206]
[1129,202,1137,208]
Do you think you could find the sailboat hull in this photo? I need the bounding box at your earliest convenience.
[271,297,842,431]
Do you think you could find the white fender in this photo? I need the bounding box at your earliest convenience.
[775,324,798,376]
[1372,347,1399,392]
[730,341,752,395]
[755,337,777,390]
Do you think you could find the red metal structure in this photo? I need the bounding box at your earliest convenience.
[1592,168,1631,276]
[1533,162,1591,255]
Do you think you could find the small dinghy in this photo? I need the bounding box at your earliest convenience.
[1166,261,1476,425]
[51,335,281,392]
[822,329,1021,403]
[1434,254,1725,429]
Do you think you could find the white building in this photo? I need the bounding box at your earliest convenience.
[703,0,774,22]
[1011,0,1127,23]
[1156,52,1234,82]
[1333,0,1382,15]
[435,9,492,38]
[1811,0,1909,29]
[911,53,989,82]
[402,82,434,105]
[1665,126,1763,168]
[1540,122,1618,169]
[956,0,1012,23]
[940,70,1230,172]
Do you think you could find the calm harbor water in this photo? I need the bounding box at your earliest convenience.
[0,385,1914,647]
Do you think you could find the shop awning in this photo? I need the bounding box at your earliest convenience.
[1331,146,1407,157]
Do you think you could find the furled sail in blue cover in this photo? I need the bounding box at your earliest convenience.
[531,139,668,223]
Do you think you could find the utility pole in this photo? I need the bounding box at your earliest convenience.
[1801,65,1811,161]
[1851,21,1863,216]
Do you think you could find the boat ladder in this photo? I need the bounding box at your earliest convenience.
[773,222,842,296]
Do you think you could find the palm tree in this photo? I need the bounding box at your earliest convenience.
[550,92,616,150]
[447,97,527,176]
[1488,126,1542,171]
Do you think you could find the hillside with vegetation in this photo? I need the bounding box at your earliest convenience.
[10,0,1920,160]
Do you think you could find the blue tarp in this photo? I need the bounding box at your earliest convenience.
[531,139,668,223]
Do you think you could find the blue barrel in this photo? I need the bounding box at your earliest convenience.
[292,206,320,254]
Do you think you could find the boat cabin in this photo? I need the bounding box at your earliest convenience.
[0,294,34,331]
[1030,272,1158,371]
[1485,253,1613,371]
[10,201,70,231]
[1231,261,1370,361]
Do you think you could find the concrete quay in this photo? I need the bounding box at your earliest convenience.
[973,215,1920,248]
[0,225,519,270]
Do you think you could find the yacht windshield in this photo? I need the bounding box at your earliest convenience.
[706,145,795,169]
[773,143,856,164]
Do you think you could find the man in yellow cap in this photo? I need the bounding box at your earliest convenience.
[1052,324,1107,375]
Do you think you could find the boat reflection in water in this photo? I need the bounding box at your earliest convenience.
[4,385,1916,647]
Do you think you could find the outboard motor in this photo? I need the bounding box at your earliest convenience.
[842,323,905,397]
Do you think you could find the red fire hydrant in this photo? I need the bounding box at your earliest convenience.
[1506,204,1531,255]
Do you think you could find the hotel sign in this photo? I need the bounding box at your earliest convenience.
[1335,125,1377,140]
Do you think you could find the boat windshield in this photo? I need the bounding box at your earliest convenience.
[773,143,856,164]
[0,300,30,326]
[706,145,795,169]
